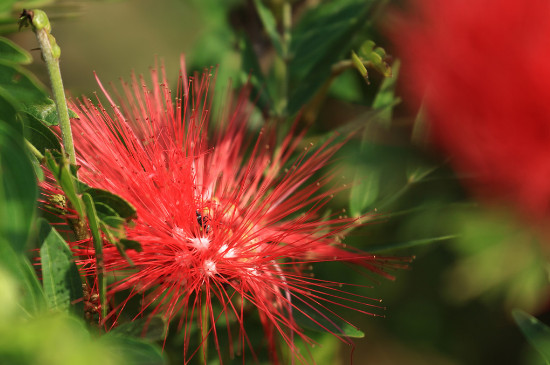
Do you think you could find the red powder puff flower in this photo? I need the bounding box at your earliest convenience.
[48,57,404,363]
[390,0,550,219]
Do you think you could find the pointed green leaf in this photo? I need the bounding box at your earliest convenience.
[119,239,143,252]
[84,187,137,220]
[39,218,83,314]
[0,89,18,128]
[513,309,550,364]
[288,0,373,115]
[22,97,79,127]
[0,37,32,65]
[0,120,37,252]
[109,316,167,341]
[253,0,283,56]
[0,63,48,104]
[22,111,62,154]
[349,165,380,217]
[0,239,46,315]
[239,34,272,112]
[293,302,365,338]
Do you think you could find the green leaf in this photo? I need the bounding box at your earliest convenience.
[349,164,380,217]
[0,37,32,65]
[100,335,167,365]
[0,87,19,128]
[38,218,84,314]
[22,98,79,127]
[253,0,283,56]
[100,221,135,267]
[109,316,167,341]
[22,111,62,154]
[0,120,37,252]
[0,62,48,104]
[239,34,272,112]
[84,187,137,220]
[119,239,143,252]
[0,239,46,315]
[513,309,550,364]
[288,0,372,115]
[293,302,365,338]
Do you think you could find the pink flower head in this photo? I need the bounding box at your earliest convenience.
[59,57,404,363]
[390,0,550,219]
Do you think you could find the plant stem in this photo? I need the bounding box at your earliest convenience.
[24,9,76,165]
[279,1,291,118]
[25,138,44,161]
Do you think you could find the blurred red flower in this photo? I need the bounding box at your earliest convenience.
[53,58,404,363]
[391,0,550,219]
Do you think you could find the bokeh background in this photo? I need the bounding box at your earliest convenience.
[4,0,550,364]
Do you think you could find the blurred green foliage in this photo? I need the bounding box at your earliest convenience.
[1,0,549,364]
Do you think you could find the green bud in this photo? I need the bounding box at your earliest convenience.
[31,9,51,33]
[351,50,369,84]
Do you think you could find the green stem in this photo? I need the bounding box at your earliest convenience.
[25,138,44,161]
[23,9,76,165]
[279,1,291,118]
[199,300,209,363]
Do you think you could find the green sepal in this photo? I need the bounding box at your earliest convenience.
[44,150,85,218]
